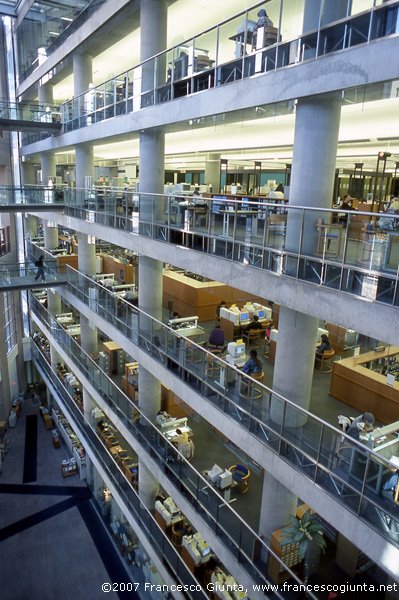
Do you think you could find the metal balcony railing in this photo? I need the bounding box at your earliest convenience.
[0,260,69,290]
[20,182,397,308]
[30,296,313,598]
[30,270,399,551]
[56,1,399,135]
[0,185,64,209]
[30,343,208,600]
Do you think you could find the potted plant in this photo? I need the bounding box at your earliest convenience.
[281,509,326,586]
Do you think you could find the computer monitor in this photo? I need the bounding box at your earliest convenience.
[227,342,245,358]
[201,546,211,558]
[240,312,249,323]
[257,310,264,319]
[236,344,245,356]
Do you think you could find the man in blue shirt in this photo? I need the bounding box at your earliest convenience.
[242,349,262,374]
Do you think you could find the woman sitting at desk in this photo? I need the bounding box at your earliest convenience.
[242,350,262,375]
[316,334,332,357]
[174,428,195,460]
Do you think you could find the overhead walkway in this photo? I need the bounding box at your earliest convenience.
[0,185,64,212]
[0,261,69,291]
[0,101,61,133]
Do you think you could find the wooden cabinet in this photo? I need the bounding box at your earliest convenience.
[267,527,302,584]
[161,386,194,417]
[330,347,399,423]
[163,270,268,321]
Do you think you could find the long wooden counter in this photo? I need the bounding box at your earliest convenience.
[162,270,267,321]
[329,347,399,423]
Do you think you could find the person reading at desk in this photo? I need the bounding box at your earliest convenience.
[242,349,262,375]
[252,8,274,50]
[346,412,375,441]
[156,410,171,427]
[316,334,332,357]
[174,428,194,460]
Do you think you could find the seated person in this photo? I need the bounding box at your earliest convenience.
[208,325,225,349]
[346,412,375,441]
[245,314,262,331]
[338,195,353,225]
[156,410,171,426]
[316,334,332,356]
[381,469,399,502]
[242,349,262,375]
[124,289,136,304]
[173,428,189,445]
[252,8,274,50]
[173,428,194,460]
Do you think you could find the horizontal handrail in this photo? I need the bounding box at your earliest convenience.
[55,266,399,548]
[30,293,312,596]
[31,342,208,600]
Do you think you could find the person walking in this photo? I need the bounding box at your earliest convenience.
[34,255,46,282]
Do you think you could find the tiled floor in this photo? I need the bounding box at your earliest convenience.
[0,397,131,600]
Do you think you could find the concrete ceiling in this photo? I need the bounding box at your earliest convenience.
[46,94,399,171]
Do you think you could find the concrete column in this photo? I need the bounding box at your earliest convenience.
[140,0,167,90]
[204,153,220,193]
[77,231,96,274]
[139,460,159,508]
[73,53,92,96]
[12,290,26,395]
[139,130,165,221]
[77,231,98,355]
[21,162,36,185]
[272,94,341,422]
[137,1,167,465]
[264,94,342,539]
[38,82,55,187]
[259,471,297,546]
[80,316,98,356]
[49,345,60,369]
[38,82,53,106]
[83,388,96,423]
[0,293,11,419]
[41,153,56,184]
[47,289,61,317]
[285,94,342,255]
[75,143,94,189]
[25,215,38,238]
[44,224,58,250]
[271,307,319,426]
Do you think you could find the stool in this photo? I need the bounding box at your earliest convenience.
[239,371,264,400]
[242,329,262,349]
[315,349,335,373]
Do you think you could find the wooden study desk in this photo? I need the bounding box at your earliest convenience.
[330,347,399,423]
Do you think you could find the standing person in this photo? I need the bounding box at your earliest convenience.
[216,300,226,323]
[34,255,46,282]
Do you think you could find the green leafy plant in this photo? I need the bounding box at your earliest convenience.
[281,510,326,585]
